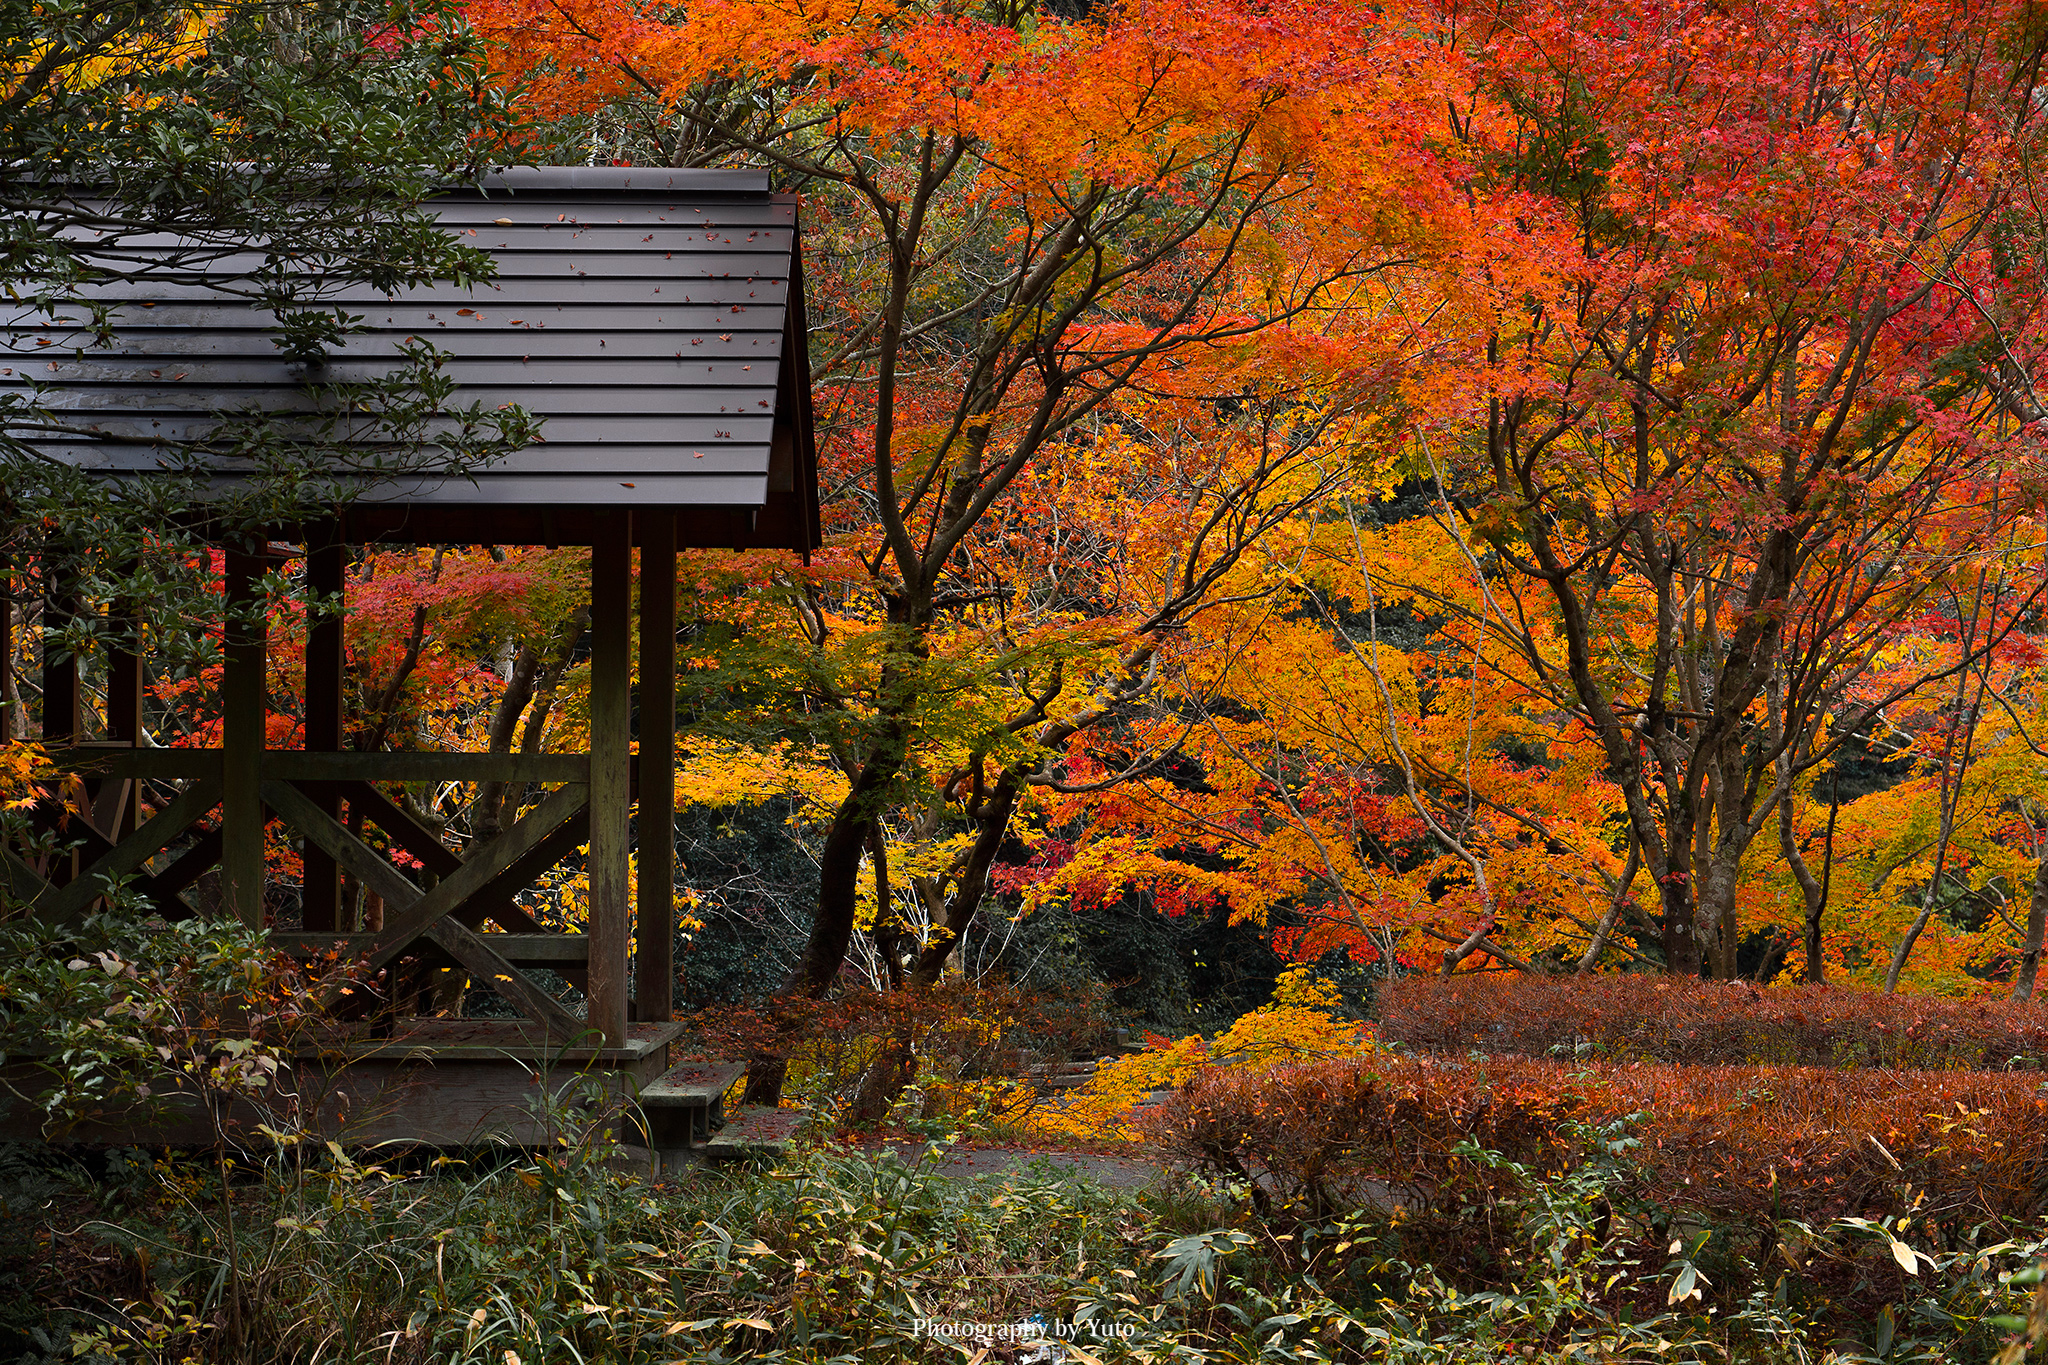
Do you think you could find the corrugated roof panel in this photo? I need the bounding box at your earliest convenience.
[1,169,818,547]
[59,210,796,249]
[28,380,778,414]
[350,472,772,505]
[61,279,787,306]
[476,167,772,194]
[62,248,792,282]
[21,358,779,386]
[130,470,776,506]
[58,444,775,476]
[40,412,776,444]
[6,313,789,347]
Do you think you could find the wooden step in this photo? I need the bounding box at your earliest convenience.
[700,1105,806,1162]
[641,1059,748,1106]
[636,1059,747,1146]
[1024,1059,1102,1092]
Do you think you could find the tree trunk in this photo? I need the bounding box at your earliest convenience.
[2015,857,2047,1003]
[751,627,930,1107]
[1785,778,1837,984]
[1660,870,1700,976]
[797,749,908,994]
[1575,840,1641,972]
[1886,684,1979,994]
[504,603,588,786]
[908,767,1023,987]
[1888,575,1993,993]
[740,1057,788,1107]
[471,640,541,845]
[866,825,907,989]
[848,1025,918,1125]
[744,772,908,1108]
[1703,848,1742,980]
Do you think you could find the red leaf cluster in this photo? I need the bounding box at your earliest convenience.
[1153,1055,2048,1233]
[1376,974,2048,1070]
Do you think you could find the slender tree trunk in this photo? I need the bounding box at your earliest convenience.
[849,836,917,1128]
[745,744,910,1108]
[515,604,588,757]
[472,640,541,846]
[1750,928,1795,983]
[1886,674,1982,993]
[867,826,906,990]
[1888,569,1996,993]
[0,591,23,733]
[1780,810,1826,984]
[356,604,426,751]
[2015,857,2047,1003]
[1797,779,1838,983]
[1576,841,1642,972]
[908,767,1023,987]
[1886,825,1955,995]
[799,746,909,994]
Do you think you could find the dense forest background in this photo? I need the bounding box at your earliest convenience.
[11,0,2048,1021]
[11,2,2048,1362]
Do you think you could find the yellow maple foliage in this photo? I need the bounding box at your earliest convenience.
[0,741,53,813]
[1025,967,1371,1143]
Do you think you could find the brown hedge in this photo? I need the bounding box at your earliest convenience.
[1151,1054,2048,1230]
[1376,973,2048,1069]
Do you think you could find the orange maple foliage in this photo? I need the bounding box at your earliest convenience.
[23,0,2048,1017]
[1002,0,2048,989]
[463,0,1490,1006]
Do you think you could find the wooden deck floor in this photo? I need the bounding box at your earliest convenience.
[306,1018,683,1064]
[6,1020,691,1148]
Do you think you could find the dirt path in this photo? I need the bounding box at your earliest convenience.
[842,1139,1177,1189]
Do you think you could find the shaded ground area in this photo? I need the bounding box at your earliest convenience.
[843,1140,1178,1189]
[608,1138,1180,1188]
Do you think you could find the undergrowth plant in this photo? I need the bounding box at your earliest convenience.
[1377,975,2048,1070]
[0,914,312,1139]
[1031,967,1372,1142]
[10,1107,2048,1363]
[7,950,2047,1364]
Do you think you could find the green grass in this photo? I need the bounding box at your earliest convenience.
[3,1124,2044,1365]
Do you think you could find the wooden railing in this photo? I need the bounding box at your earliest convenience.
[56,746,591,784]
[7,747,600,1037]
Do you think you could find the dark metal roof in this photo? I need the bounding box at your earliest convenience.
[1,167,820,549]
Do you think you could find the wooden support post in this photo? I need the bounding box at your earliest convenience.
[38,558,85,888]
[105,583,141,746]
[636,514,677,1024]
[101,569,145,840]
[105,654,141,743]
[0,553,12,745]
[587,518,633,1046]
[303,533,346,932]
[221,551,268,927]
[41,562,81,744]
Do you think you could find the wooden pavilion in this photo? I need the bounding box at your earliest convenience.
[0,167,817,1146]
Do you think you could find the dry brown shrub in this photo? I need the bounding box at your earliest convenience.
[1153,1054,2048,1228]
[1376,973,2048,1069]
